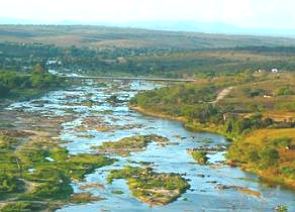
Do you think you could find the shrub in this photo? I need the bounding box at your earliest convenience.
[259,148,280,168]
[1,202,31,212]
[1,202,46,212]
[276,86,294,96]
[244,88,265,97]
[191,150,208,165]
[0,173,22,194]
[247,150,260,163]
[0,83,9,97]
[270,137,292,147]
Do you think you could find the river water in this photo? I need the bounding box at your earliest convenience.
[8,80,295,211]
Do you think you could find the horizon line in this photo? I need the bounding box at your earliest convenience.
[0,21,295,39]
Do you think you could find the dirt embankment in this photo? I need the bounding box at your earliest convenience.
[130,106,185,122]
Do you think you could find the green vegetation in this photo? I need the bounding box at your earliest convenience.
[276,86,295,96]
[189,150,208,165]
[0,201,48,212]
[275,204,289,212]
[1,25,295,208]
[0,130,115,210]
[0,173,24,195]
[65,153,115,180]
[0,69,63,99]
[69,192,103,204]
[131,72,295,189]
[228,129,295,189]
[2,25,295,50]
[2,26,295,78]
[107,166,189,205]
[131,73,295,138]
[130,84,219,119]
[95,135,168,157]
[111,190,124,195]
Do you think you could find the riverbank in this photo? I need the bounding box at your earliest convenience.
[131,105,236,141]
[129,73,295,191]
[0,87,62,110]
[131,105,295,191]
[228,128,295,190]
[107,166,190,206]
[130,106,185,122]
[0,127,116,211]
[0,70,66,110]
[2,79,294,211]
[0,104,115,211]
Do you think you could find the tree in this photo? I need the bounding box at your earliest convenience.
[30,72,44,88]
[0,173,19,193]
[259,148,279,168]
[247,150,260,163]
[277,86,294,96]
[237,118,252,134]
[226,120,233,133]
[33,63,45,74]
[0,83,9,97]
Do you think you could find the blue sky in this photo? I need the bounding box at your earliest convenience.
[0,0,294,30]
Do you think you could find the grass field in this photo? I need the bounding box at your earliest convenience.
[228,128,295,189]
[1,25,295,49]
[2,25,295,77]
[131,72,295,189]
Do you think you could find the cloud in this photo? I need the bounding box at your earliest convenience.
[0,0,294,29]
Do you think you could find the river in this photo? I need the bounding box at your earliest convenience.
[7,80,295,211]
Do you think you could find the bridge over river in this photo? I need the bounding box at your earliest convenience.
[61,76,196,82]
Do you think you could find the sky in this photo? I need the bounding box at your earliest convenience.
[0,0,295,30]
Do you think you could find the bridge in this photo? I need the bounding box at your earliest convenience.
[61,76,196,83]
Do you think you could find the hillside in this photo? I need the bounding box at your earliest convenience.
[130,72,295,188]
[1,25,295,77]
[1,25,295,49]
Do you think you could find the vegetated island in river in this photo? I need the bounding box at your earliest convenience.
[92,134,192,206]
[0,128,116,211]
[93,134,169,157]
[0,68,117,211]
[130,71,295,190]
[0,72,190,209]
[107,166,190,206]
[0,66,65,106]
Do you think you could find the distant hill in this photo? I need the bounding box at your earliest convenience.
[1,24,295,77]
[1,17,295,37]
[0,25,295,49]
[115,21,295,37]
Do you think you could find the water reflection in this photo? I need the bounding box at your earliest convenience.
[8,80,295,211]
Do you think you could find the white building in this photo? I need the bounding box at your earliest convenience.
[271,68,279,73]
[46,60,62,65]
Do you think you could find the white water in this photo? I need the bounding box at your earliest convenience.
[8,80,295,211]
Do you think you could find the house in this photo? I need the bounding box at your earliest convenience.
[117,57,127,64]
[285,145,295,151]
[257,69,264,73]
[46,60,58,65]
[46,60,62,66]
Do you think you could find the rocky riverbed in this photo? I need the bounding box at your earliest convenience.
[1,80,294,211]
